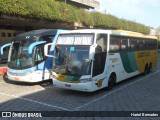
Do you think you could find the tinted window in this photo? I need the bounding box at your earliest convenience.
[39,35,53,43]
[109,36,120,52]
[137,40,145,50]
[96,34,108,52]
[130,38,138,50]
[121,38,129,51]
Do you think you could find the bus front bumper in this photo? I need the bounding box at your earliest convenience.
[53,78,94,92]
[7,71,40,83]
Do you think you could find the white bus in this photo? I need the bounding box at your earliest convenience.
[45,29,158,92]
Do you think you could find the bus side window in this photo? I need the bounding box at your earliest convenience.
[152,39,157,50]
[121,38,129,51]
[40,35,53,55]
[93,34,107,77]
[137,40,144,51]
[96,34,107,52]
[109,36,120,53]
[130,38,138,51]
[145,39,149,50]
[35,45,46,64]
[149,40,153,50]
[40,35,53,43]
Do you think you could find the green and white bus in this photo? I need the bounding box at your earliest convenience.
[45,29,158,92]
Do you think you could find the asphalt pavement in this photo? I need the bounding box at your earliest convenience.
[0,54,160,120]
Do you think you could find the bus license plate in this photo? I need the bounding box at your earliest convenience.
[65,84,71,87]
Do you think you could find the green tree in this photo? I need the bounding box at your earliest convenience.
[0,0,151,34]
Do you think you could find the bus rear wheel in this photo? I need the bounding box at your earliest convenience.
[108,73,116,90]
[144,64,149,75]
[148,63,152,73]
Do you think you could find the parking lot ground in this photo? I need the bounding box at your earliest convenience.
[0,54,160,119]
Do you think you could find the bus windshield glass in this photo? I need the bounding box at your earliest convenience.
[53,45,91,76]
[8,40,35,69]
[57,34,94,45]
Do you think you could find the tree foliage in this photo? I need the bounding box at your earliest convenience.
[0,0,150,34]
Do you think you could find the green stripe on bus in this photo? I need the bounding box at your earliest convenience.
[127,52,138,72]
[120,52,137,73]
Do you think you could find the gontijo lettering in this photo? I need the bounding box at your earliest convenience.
[138,52,150,58]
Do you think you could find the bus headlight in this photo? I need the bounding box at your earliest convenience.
[80,78,92,83]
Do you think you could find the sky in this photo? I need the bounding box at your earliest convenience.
[96,0,160,28]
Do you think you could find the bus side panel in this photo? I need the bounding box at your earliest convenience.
[119,51,140,81]
[108,53,139,83]
[134,50,158,74]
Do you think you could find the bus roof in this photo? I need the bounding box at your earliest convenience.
[61,29,110,34]
[112,30,157,39]
[13,29,65,41]
[60,29,157,39]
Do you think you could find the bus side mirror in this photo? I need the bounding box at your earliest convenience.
[28,41,46,54]
[44,43,56,58]
[0,43,11,55]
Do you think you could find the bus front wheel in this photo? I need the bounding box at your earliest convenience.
[108,73,116,90]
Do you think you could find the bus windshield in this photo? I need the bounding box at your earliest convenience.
[53,45,91,76]
[8,40,34,69]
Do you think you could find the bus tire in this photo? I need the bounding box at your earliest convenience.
[108,73,116,90]
[144,64,149,75]
[148,63,152,73]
